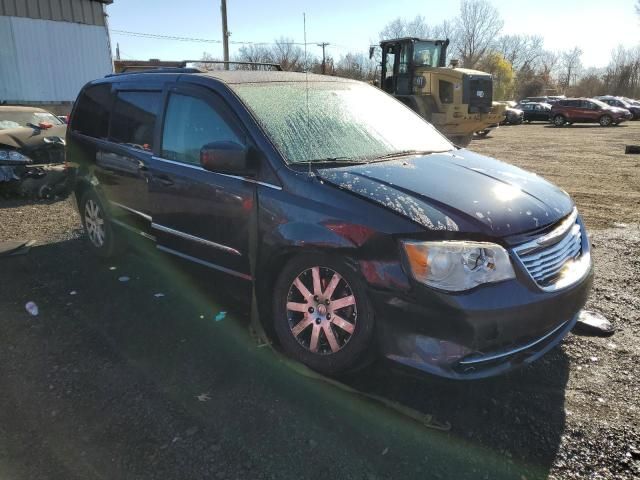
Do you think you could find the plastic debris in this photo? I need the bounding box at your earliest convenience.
[574,310,615,337]
[69,291,77,296]
[118,276,130,283]
[613,222,628,229]
[382,447,389,455]
[109,266,117,270]
[196,392,211,402]
[25,301,39,316]
[154,293,165,298]
[214,311,227,322]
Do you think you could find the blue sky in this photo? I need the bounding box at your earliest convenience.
[107,0,639,68]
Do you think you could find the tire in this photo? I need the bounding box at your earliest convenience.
[450,134,473,147]
[272,253,375,375]
[475,129,490,137]
[79,189,120,258]
[553,115,566,127]
[599,115,613,127]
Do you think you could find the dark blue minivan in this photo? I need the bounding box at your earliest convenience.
[67,69,593,378]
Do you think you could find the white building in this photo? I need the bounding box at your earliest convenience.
[0,0,113,114]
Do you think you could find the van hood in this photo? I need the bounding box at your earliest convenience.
[317,149,574,236]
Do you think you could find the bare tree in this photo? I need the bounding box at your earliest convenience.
[335,52,376,81]
[497,35,544,72]
[454,0,504,68]
[235,37,308,71]
[379,16,432,40]
[559,47,583,89]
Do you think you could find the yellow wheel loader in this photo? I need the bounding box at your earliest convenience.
[373,37,505,147]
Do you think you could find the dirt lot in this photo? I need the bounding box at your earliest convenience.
[0,122,639,479]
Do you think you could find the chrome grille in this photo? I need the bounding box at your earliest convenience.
[514,209,584,289]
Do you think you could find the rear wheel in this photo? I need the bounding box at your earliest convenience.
[599,115,613,127]
[80,189,120,258]
[553,115,566,127]
[273,254,374,375]
[475,129,491,137]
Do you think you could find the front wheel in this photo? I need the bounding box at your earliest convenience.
[599,115,613,127]
[273,254,374,375]
[553,115,566,127]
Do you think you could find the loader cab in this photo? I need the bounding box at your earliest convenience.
[378,38,449,96]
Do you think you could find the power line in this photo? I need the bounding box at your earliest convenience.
[110,29,328,47]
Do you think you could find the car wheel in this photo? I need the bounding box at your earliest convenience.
[475,129,490,137]
[553,115,566,127]
[273,253,374,375]
[599,115,613,127]
[80,189,120,258]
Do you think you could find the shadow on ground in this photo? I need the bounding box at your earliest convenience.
[0,238,570,480]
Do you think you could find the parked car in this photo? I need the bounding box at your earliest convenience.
[518,102,552,123]
[550,98,632,127]
[520,95,565,105]
[501,105,524,125]
[0,106,71,197]
[594,96,640,120]
[68,70,593,378]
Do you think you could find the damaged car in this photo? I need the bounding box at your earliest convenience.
[68,70,593,378]
[0,106,71,198]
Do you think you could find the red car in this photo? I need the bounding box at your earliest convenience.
[550,98,632,127]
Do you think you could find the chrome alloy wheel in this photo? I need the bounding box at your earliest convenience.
[84,199,105,248]
[286,266,357,355]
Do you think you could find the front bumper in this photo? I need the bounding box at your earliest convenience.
[369,231,593,380]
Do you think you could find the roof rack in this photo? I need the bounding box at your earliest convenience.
[185,60,282,71]
[107,61,282,77]
[106,67,204,76]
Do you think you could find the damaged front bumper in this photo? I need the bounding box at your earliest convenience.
[372,260,593,380]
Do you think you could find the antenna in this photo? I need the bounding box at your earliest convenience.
[304,12,312,177]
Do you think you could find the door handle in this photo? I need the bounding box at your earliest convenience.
[155,174,174,187]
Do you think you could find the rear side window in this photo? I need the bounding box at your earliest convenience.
[161,93,241,165]
[71,84,112,138]
[110,91,161,151]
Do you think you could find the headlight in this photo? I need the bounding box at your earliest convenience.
[401,240,515,291]
[0,150,32,164]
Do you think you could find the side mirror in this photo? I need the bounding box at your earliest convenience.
[200,141,250,175]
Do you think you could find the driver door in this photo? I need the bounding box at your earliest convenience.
[147,84,254,281]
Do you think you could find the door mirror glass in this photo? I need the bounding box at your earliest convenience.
[200,141,248,175]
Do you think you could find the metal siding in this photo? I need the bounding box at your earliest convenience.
[0,16,112,102]
[38,0,52,20]
[50,0,63,21]
[1,0,105,24]
[1,0,17,16]
[15,0,26,16]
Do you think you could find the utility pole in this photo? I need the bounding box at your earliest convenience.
[317,42,329,74]
[220,0,229,70]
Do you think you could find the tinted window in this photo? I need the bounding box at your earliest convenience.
[110,91,161,151]
[71,84,112,138]
[161,93,241,165]
[439,80,453,104]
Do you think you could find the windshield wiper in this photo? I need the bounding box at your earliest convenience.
[303,157,365,165]
[368,150,442,161]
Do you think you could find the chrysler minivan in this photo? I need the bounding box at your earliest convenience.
[67,69,593,378]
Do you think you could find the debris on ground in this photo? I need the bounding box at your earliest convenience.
[625,145,640,154]
[214,311,227,322]
[69,290,77,296]
[118,276,130,283]
[574,310,615,337]
[195,393,211,402]
[154,293,165,298]
[25,301,39,316]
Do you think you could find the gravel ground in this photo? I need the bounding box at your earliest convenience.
[0,122,638,479]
